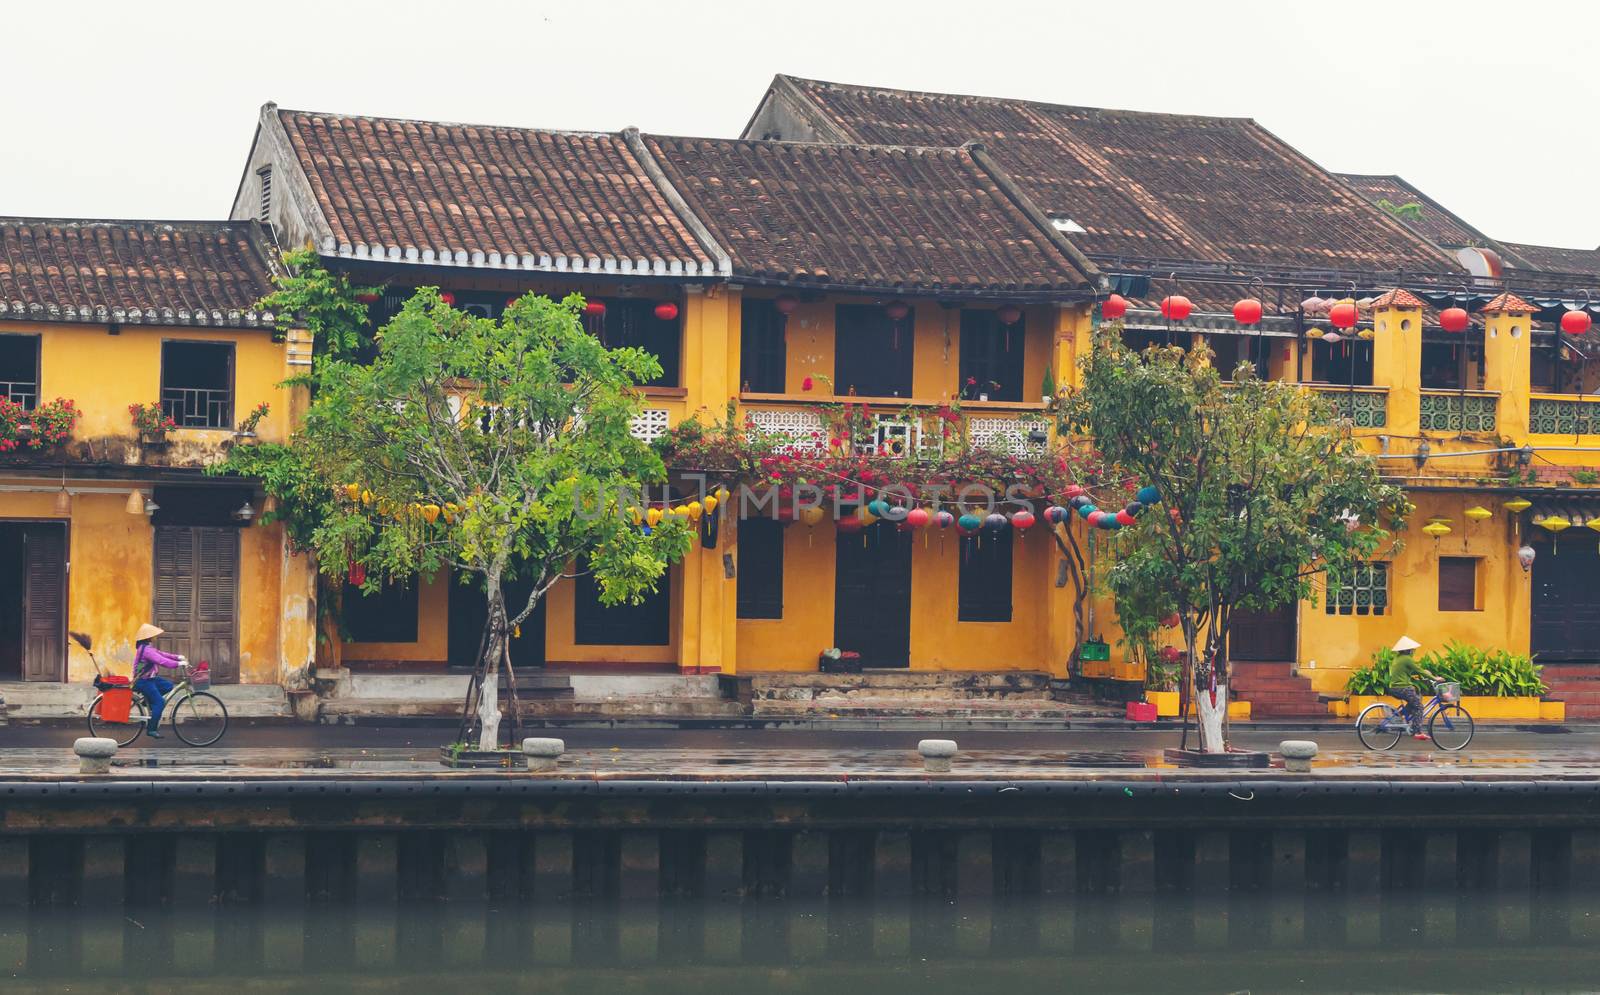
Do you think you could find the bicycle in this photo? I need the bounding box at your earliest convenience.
[87,664,229,747]
[1355,680,1473,751]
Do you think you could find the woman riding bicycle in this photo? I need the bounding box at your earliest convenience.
[132,623,186,739]
[1387,636,1440,741]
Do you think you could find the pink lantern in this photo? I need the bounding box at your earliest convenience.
[438,291,457,307]
[1114,509,1136,527]
[774,294,799,315]
[1321,331,1344,345]
[906,507,931,529]
[583,300,607,317]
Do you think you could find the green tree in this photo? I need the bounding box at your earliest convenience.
[1376,198,1425,223]
[288,289,691,749]
[1063,327,1407,752]
[260,245,380,361]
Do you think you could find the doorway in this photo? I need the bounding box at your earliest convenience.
[152,526,240,683]
[1532,537,1600,661]
[0,522,67,682]
[448,569,546,669]
[834,525,912,667]
[1229,601,1297,662]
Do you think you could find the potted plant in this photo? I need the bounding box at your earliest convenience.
[0,397,77,454]
[819,647,862,674]
[234,401,270,440]
[1145,648,1182,717]
[130,402,176,445]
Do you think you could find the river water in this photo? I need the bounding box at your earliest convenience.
[7,892,1600,993]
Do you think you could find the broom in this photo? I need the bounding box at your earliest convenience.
[69,631,105,677]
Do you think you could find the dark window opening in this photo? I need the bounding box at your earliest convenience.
[736,518,784,619]
[343,578,419,643]
[740,300,787,393]
[257,166,273,223]
[0,334,40,409]
[1309,339,1373,386]
[1439,557,1479,612]
[573,560,671,645]
[1209,333,1270,382]
[1420,340,1482,390]
[1122,327,1182,355]
[161,341,234,429]
[959,529,1013,622]
[584,298,680,388]
[453,291,508,321]
[960,311,1025,402]
[835,304,913,397]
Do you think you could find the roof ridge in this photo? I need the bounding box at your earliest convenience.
[274,106,620,140]
[0,216,265,229]
[644,131,979,156]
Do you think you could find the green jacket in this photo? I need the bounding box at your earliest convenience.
[1387,651,1423,689]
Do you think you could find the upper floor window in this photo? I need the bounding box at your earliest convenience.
[0,334,40,410]
[584,298,680,389]
[835,304,913,398]
[161,341,234,429]
[256,166,273,224]
[960,309,1025,402]
[1309,338,1373,386]
[740,299,787,393]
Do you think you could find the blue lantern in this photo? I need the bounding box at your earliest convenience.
[1136,485,1160,505]
[1077,503,1098,519]
[984,512,1008,531]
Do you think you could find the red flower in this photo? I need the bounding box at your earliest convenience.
[802,376,814,391]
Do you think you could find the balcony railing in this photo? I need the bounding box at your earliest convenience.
[162,387,232,429]
[1420,390,1497,434]
[1530,394,1600,436]
[1310,385,1387,428]
[0,380,37,409]
[742,402,1049,460]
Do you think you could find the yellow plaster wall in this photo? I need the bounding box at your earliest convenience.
[544,564,681,666]
[340,572,450,666]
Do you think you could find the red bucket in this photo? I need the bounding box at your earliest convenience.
[99,687,133,724]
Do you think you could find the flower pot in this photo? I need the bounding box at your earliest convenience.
[978,393,989,402]
[1145,690,1180,717]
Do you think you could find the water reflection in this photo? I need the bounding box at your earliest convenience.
[7,892,1600,992]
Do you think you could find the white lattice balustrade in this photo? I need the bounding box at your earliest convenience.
[628,408,671,442]
[967,416,1046,456]
[745,408,825,453]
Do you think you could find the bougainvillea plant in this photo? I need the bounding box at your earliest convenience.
[0,397,78,452]
[129,402,176,436]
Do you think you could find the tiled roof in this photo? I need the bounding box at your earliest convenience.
[644,135,1094,296]
[1336,173,1501,251]
[1482,292,1537,314]
[1500,241,1600,279]
[1372,288,1428,309]
[275,108,720,276]
[0,219,280,327]
[768,76,1457,273]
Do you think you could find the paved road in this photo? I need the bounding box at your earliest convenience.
[2,719,1590,754]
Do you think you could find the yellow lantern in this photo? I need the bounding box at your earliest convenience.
[1540,515,1571,534]
[344,483,362,502]
[798,506,824,527]
[1587,519,1600,535]
[714,487,730,504]
[1307,327,1325,339]
[1357,328,1375,340]
[858,505,878,526]
[687,501,703,521]
[1464,506,1492,521]
[1504,498,1531,513]
[703,495,719,514]
[420,504,441,524]
[670,505,691,518]
[1421,521,1451,539]
[443,502,459,523]
[646,507,664,527]
[360,489,374,506]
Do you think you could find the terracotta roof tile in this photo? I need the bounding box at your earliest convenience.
[1336,173,1502,251]
[1482,292,1538,314]
[1499,241,1600,279]
[1372,288,1427,309]
[644,135,1092,295]
[775,77,1456,273]
[276,109,717,275]
[0,218,279,327]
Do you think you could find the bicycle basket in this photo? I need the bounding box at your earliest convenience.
[1435,681,1461,703]
[188,663,211,691]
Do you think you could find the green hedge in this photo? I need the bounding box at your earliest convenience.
[1345,642,1546,698]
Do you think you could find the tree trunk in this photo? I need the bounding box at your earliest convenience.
[1195,681,1228,753]
[476,582,507,752]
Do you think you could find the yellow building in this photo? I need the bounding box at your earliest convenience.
[0,218,314,688]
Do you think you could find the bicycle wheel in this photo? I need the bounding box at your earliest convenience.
[87,693,148,748]
[171,691,229,746]
[1429,704,1475,752]
[1356,703,1404,751]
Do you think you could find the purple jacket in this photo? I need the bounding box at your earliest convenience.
[134,643,182,681]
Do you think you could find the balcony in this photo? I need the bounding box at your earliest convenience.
[1420,390,1498,434]
[738,395,1051,460]
[1530,394,1600,438]
[1309,385,1388,429]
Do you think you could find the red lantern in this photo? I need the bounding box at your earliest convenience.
[1063,484,1086,499]
[1328,301,1358,329]
[906,507,930,529]
[1561,309,1592,335]
[1101,294,1128,319]
[885,301,910,321]
[1159,612,1180,628]
[997,304,1023,325]
[1115,509,1136,527]
[438,291,456,307]
[505,296,520,308]
[583,300,606,317]
[348,562,366,588]
[1439,307,1469,333]
[836,515,864,534]
[1011,510,1036,531]
[1159,645,1182,664]
[1159,295,1193,321]
[653,301,679,322]
[1232,298,1263,325]
[774,294,799,315]
[355,291,380,304]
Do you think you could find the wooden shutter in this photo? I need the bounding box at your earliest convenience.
[573,559,671,646]
[21,523,66,681]
[736,518,784,619]
[195,529,239,682]
[958,529,1013,622]
[1438,557,1478,612]
[152,527,195,658]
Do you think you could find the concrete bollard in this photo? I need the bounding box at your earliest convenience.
[1279,740,1318,773]
[523,737,565,772]
[918,739,958,773]
[74,737,118,775]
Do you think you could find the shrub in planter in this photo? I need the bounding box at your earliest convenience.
[130,401,176,441]
[1346,641,1545,698]
[0,397,77,453]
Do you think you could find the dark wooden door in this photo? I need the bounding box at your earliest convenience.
[153,526,239,683]
[834,305,914,398]
[834,525,912,668]
[1228,601,1297,662]
[449,569,545,668]
[1533,539,1600,661]
[21,523,67,681]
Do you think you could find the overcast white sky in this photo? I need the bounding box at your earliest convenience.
[3,0,1595,249]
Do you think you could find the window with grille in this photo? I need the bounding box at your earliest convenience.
[582,298,680,388]
[161,341,234,429]
[959,529,1013,622]
[959,310,1025,402]
[1439,557,1479,612]
[740,299,786,393]
[257,166,272,223]
[736,518,784,619]
[0,334,40,409]
[1326,562,1389,616]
